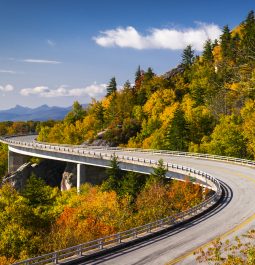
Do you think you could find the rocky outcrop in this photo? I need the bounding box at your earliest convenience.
[3,162,34,191]
[61,163,77,191]
[162,64,185,79]
[2,159,66,191]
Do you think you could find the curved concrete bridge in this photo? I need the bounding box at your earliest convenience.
[1,135,255,265]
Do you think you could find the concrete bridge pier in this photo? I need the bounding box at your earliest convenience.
[77,163,85,193]
[76,163,107,192]
[8,150,28,173]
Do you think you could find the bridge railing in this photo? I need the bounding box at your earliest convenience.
[1,135,254,168]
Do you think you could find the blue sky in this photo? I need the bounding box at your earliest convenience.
[0,0,254,109]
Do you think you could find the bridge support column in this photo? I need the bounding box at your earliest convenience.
[77,163,85,193]
[76,163,107,192]
[8,150,28,173]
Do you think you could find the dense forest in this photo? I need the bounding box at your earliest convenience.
[0,10,255,264]
[35,11,255,161]
[0,158,205,264]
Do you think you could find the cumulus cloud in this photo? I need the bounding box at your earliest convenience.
[20,86,50,96]
[20,83,107,99]
[0,70,16,74]
[23,59,61,64]
[93,23,222,51]
[0,84,14,92]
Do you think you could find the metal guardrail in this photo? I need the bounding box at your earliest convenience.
[0,135,225,265]
[13,191,219,265]
[1,134,254,167]
[94,146,255,167]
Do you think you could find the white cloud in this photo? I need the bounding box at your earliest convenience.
[20,83,107,98]
[20,86,50,96]
[93,23,222,51]
[47,39,56,47]
[0,70,16,74]
[0,84,14,92]
[23,59,61,64]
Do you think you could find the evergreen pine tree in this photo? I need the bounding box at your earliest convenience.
[123,80,131,90]
[135,65,142,83]
[164,108,189,151]
[143,67,155,81]
[102,155,123,194]
[202,40,214,62]
[106,77,117,96]
[182,45,195,67]
[241,10,255,59]
[134,65,143,90]
[220,25,232,59]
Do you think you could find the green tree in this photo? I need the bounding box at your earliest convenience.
[102,155,123,194]
[164,108,189,151]
[204,115,247,158]
[21,174,58,207]
[106,77,117,96]
[182,45,195,67]
[220,25,233,59]
[119,171,146,201]
[202,39,214,62]
[143,67,155,82]
[123,80,132,90]
[135,65,142,88]
[0,184,40,259]
[149,159,167,184]
[64,101,85,124]
[241,10,255,60]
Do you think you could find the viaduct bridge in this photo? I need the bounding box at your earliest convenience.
[1,135,255,265]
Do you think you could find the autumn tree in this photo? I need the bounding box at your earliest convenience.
[21,174,58,207]
[203,115,247,158]
[64,101,85,125]
[0,143,8,180]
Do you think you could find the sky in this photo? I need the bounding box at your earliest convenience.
[0,0,254,110]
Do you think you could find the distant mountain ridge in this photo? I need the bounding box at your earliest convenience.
[0,104,74,121]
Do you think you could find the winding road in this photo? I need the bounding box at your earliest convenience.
[2,135,255,265]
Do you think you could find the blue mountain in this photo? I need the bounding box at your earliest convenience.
[0,104,73,121]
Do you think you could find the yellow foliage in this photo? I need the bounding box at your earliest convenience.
[212,45,222,62]
[231,24,243,36]
[101,95,112,109]
[126,137,142,148]
[142,135,155,149]
[143,89,175,117]
[229,82,239,91]
[160,103,179,124]
[0,256,16,265]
